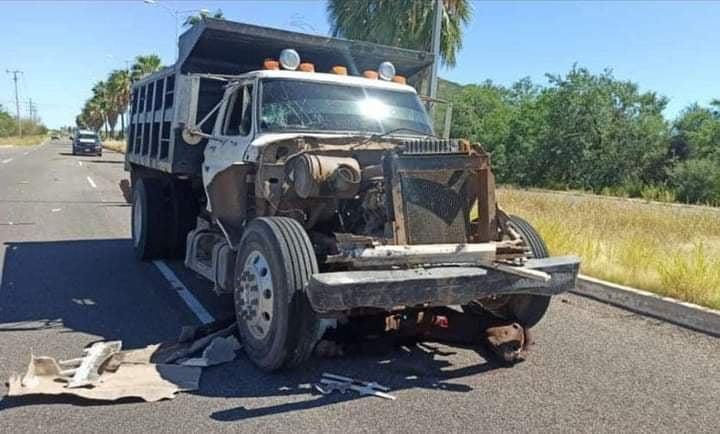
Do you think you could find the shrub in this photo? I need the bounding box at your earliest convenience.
[669,159,720,205]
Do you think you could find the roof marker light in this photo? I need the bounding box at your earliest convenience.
[279,49,301,70]
[378,61,396,81]
[392,75,407,85]
[263,59,280,70]
[331,65,348,75]
[363,70,379,80]
[299,62,315,72]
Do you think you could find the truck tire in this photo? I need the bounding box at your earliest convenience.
[504,215,552,327]
[234,217,321,371]
[167,179,198,258]
[465,215,551,328]
[132,178,168,260]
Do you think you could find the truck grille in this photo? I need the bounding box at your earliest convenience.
[385,149,483,245]
[401,138,470,155]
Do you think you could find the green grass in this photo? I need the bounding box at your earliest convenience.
[498,188,720,310]
[0,135,48,147]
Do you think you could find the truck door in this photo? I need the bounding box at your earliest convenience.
[203,80,257,243]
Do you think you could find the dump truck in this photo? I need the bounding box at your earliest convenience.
[125,19,580,370]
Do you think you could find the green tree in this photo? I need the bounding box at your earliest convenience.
[525,67,669,190]
[672,104,720,161]
[131,54,163,82]
[327,0,472,66]
[449,81,513,179]
[107,69,131,138]
[183,9,224,27]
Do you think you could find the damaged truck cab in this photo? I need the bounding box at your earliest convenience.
[126,19,580,371]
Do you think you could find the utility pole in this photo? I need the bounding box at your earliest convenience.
[28,98,35,123]
[429,0,443,101]
[6,69,23,137]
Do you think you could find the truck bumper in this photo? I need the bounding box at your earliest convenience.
[306,256,580,313]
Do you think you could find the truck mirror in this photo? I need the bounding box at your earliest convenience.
[182,127,206,145]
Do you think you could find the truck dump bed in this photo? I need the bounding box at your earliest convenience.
[125,18,435,175]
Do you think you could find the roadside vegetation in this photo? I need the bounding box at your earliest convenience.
[0,134,48,147]
[499,188,720,310]
[103,139,126,153]
[0,103,48,145]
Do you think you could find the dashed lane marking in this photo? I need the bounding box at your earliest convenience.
[86,176,96,188]
[153,260,215,324]
[1,158,12,164]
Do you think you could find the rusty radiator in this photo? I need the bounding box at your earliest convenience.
[384,140,495,245]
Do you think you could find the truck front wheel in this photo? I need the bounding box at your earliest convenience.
[132,178,168,260]
[234,217,321,371]
[465,215,552,328]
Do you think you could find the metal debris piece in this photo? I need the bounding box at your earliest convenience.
[315,372,396,400]
[64,340,122,388]
[181,335,241,367]
[158,323,236,364]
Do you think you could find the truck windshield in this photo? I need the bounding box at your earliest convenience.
[78,134,97,141]
[259,79,432,136]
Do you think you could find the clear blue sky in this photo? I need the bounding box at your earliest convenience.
[1,0,719,129]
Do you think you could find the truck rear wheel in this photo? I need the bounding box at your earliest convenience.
[234,217,321,371]
[465,215,551,328]
[132,178,168,260]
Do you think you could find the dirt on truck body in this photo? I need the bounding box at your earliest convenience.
[125,18,580,371]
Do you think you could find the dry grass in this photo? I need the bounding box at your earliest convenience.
[0,135,48,147]
[103,140,126,153]
[498,188,720,310]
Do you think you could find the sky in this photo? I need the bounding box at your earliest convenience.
[1,0,719,129]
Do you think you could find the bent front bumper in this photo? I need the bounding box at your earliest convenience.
[306,256,580,313]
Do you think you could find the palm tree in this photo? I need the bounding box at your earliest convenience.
[327,0,472,67]
[78,98,105,132]
[183,9,224,27]
[131,54,163,82]
[107,69,131,138]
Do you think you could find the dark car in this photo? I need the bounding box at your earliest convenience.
[72,130,102,156]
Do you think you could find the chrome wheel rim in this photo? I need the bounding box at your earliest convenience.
[132,192,142,247]
[238,250,274,340]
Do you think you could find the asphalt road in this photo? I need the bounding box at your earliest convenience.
[1,139,719,433]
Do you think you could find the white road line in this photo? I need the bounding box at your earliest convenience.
[23,152,28,156]
[78,161,83,166]
[153,260,215,324]
[86,176,96,188]
[1,158,12,164]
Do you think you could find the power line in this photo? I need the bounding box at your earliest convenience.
[5,69,23,137]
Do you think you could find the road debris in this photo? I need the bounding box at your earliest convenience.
[6,319,241,403]
[181,336,241,367]
[63,340,122,388]
[315,372,396,400]
[7,351,201,402]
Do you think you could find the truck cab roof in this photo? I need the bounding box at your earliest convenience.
[224,69,418,93]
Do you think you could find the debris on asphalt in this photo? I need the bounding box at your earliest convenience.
[7,350,201,402]
[181,335,241,367]
[63,340,122,388]
[315,372,396,400]
[6,318,240,403]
